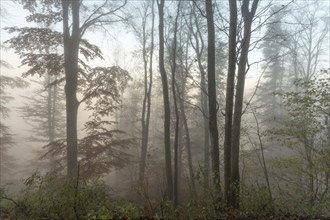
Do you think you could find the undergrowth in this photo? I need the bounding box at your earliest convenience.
[1,172,330,219]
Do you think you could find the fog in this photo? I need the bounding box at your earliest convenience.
[0,0,330,218]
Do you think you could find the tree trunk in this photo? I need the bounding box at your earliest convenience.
[171,0,181,207]
[157,0,173,200]
[62,0,80,177]
[205,0,221,207]
[224,0,237,207]
[230,0,259,209]
[139,0,155,187]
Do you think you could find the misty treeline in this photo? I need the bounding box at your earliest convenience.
[0,0,329,218]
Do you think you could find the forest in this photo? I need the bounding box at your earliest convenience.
[0,0,329,219]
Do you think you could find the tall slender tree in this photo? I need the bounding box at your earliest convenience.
[0,76,28,183]
[258,5,287,124]
[230,0,259,209]
[10,0,128,177]
[205,0,221,209]
[138,0,156,188]
[171,0,182,206]
[61,0,80,177]
[157,0,173,200]
[224,0,237,205]
[20,75,65,170]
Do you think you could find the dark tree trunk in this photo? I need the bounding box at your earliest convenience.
[230,0,259,209]
[62,0,80,177]
[205,0,221,207]
[157,0,173,200]
[171,0,181,207]
[224,0,237,207]
[139,0,155,187]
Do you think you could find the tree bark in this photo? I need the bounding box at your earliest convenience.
[205,0,221,207]
[62,0,80,177]
[139,0,155,187]
[171,0,182,207]
[224,0,237,207]
[230,0,259,209]
[157,0,173,200]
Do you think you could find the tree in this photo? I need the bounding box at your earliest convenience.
[8,0,128,177]
[128,0,156,188]
[258,5,287,125]
[0,75,28,183]
[157,0,173,200]
[168,0,182,207]
[20,75,65,171]
[205,0,221,209]
[286,1,329,82]
[188,3,210,189]
[223,0,237,205]
[268,70,330,205]
[223,0,259,209]
[61,0,80,177]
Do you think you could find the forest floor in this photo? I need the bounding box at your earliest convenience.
[1,213,330,219]
[1,215,330,220]
[133,213,330,220]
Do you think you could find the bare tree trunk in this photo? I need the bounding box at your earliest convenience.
[139,0,155,187]
[62,0,80,177]
[171,0,182,207]
[224,0,237,206]
[230,0,259,209]
[157,0,173,200]
[205,0,221,209]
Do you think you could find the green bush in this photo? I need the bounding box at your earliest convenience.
[1,172,141,219]
[240,185,273,213]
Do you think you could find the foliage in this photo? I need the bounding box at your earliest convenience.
[37,65,133,179]
[0,172,141,219]
[4,2,132,178]
[266,69,330,211]
[1,173,330,219]
[0,75,29,181]
[240,185,273,213]
[19,76,66,143]
[42,131,133,180]
[0,76,28,118]
[268,70,330,151]
[81,66,132,117]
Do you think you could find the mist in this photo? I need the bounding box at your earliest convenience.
[1,0,329,219]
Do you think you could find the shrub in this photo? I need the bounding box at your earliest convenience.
[1,172,141,219]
